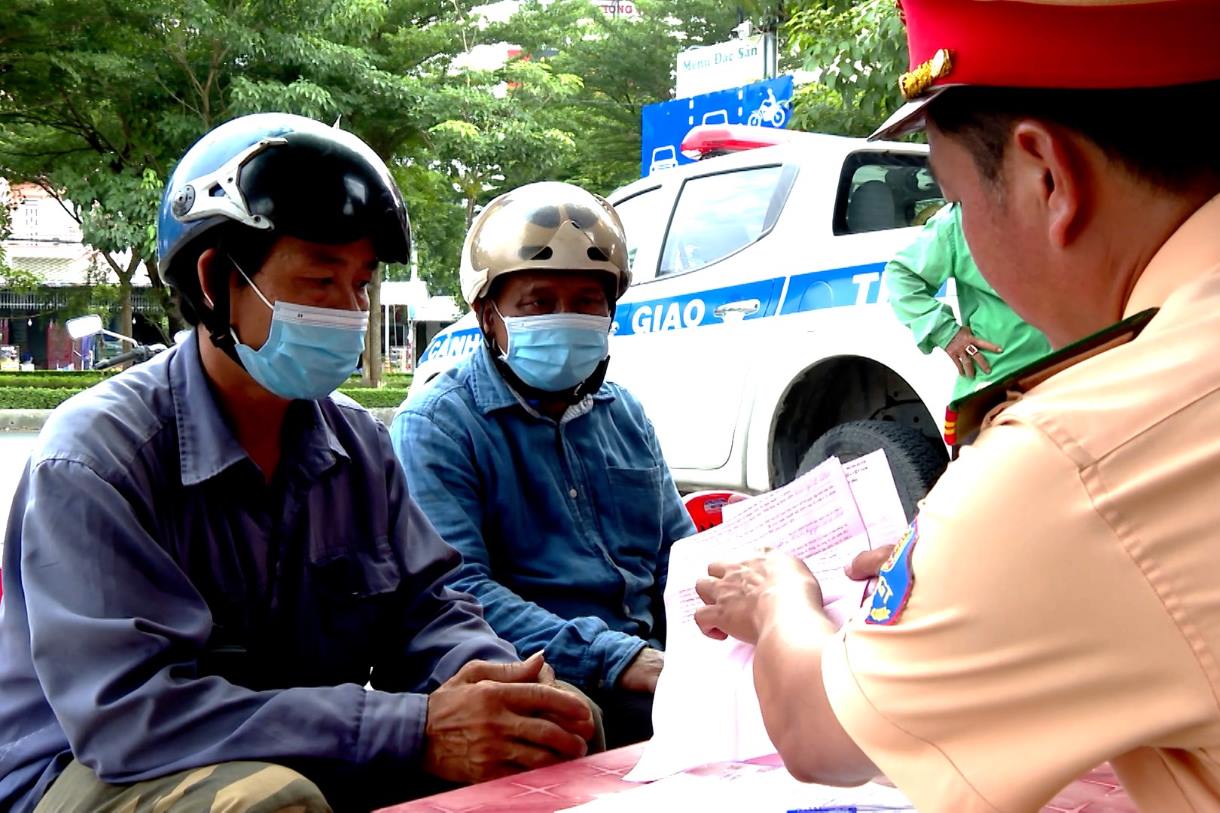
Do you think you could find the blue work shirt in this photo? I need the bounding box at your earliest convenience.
[0,333,516,813]
[390,346,694,690]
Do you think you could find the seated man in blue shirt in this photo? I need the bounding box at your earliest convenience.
[0,115,596,813]
[392,182,695,748]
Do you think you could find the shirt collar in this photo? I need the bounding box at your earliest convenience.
[1125,193,1220,317]
[468,342,615,418]
[170,331,349,487]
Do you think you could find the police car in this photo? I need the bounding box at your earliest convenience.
[410,125,958,517]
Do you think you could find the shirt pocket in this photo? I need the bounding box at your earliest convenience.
[604,465,665,562]
[308,535,403,667]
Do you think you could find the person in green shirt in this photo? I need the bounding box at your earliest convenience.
[886,202,1051,400]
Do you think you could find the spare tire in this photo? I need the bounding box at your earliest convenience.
[796,420,949,521]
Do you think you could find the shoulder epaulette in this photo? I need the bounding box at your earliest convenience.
[944,308,1159,453]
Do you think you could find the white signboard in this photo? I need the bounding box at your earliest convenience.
[675,36,765,99]
[381,279,429,307]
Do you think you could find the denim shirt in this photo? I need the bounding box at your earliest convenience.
[0,334,515,813]
[391,346,694,690]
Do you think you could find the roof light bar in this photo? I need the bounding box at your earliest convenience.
[680,124,792,160]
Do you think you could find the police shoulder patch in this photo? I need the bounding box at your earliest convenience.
[865,519,919,626]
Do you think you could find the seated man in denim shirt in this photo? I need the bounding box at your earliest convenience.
[0,116,596,813]
[392,182,694,747]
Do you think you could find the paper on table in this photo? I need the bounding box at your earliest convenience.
[626,452,906,783]
[562,758,915,813]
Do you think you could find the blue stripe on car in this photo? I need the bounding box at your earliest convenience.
[418,261,932,364]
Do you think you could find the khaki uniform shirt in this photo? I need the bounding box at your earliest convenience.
[823,194,1220,812]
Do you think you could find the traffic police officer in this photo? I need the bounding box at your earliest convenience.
[693,1,1220,810]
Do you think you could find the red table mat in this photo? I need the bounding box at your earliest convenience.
[376,744,1135,813]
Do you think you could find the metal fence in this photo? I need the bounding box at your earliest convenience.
[0,287,158,312]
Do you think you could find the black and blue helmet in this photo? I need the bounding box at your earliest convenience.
[157,112,411,298]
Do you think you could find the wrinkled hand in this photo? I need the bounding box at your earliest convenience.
[618,647,664,693]
[844,545,896,582]
[423,653,596,784]
[533,662,605,752]
[694,551,822,645]
[944,326,1002,378]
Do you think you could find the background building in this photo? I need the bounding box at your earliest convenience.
[1,180,159,369]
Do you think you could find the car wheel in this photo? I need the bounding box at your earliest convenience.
[796,420,949,521]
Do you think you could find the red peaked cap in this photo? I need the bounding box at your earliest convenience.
[871,0,1220,140]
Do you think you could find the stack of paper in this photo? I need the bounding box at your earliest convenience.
[627,450,907,783]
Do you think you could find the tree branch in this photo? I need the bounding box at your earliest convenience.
[30,180,82,226]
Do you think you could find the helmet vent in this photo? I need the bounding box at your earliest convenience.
[587,247,609,262]
[209,184,225,197]
[525,246,553,261]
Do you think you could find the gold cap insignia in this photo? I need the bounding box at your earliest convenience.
[899,48,953,100]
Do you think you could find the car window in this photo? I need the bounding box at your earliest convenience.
[658,165,787,278]
[834,152,945,235]
[613,186,668,284]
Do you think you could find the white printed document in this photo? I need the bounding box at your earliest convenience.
[627,451,906,782]
[561,760,915,813]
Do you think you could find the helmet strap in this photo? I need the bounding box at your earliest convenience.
[197,258,247,368]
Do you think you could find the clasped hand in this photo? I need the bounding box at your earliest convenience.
[423,652,596,784]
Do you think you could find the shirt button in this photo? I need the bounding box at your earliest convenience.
[569,488,578,498]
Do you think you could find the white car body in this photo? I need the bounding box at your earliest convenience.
[410,129,958,502]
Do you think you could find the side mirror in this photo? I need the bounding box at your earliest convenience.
[66,314,104,340]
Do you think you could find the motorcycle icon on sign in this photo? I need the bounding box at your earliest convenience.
[747,88,788,128]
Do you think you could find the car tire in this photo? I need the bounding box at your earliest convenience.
[796,420,949,522]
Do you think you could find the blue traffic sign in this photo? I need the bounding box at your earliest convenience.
[640,75,794,177]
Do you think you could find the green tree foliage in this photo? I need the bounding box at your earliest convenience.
[0,0,174,336]
[0,0,469,380]
[784,0,908,137]
[0,0,596,378]
[1,0,904,379]
[423,61,581,229]
[0,191,11,280]
[497,0,741,194]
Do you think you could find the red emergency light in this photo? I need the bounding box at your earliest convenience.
[680,124,792,160]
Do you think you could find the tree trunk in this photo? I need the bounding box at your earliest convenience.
[103,253,141,340]
[119,284,133,341]
[362,274,382,388]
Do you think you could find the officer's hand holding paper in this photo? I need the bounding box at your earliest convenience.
[626,451,906,782]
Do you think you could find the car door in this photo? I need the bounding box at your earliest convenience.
[609,161,797,471]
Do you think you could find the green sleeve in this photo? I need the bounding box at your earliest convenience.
[885,205,964,354]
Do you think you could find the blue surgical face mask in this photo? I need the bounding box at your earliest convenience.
[494,305,611,392]
[231,262,368,401]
